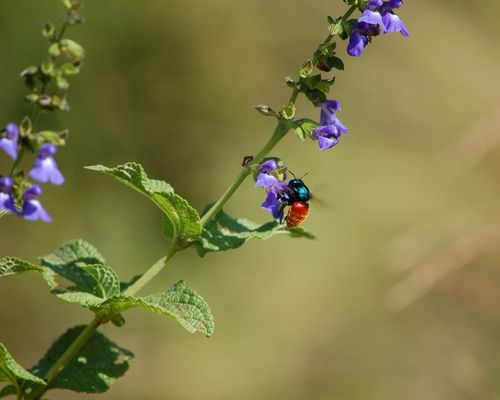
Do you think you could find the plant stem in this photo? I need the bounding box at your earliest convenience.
[123,239,179,297]
[343,4,357,21]
[26,316,102,400]
[199,120,291,228]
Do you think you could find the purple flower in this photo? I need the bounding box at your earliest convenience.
[261,192,285,221]
[313,100,348,151]
[254,159,289,220]
[382,12,409,36]
[29,144,64,185]
[0,123,19,160]
[255,173,287,195]
[0,177,14,213]
[4,185,52,223]
[347,0,409,57]
[258,159,279,175]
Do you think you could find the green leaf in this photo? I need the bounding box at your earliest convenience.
[48,42,61,57]
[41,240,120,308]
[41,239,105,289]
[299,59,314,78]
[76,263,120,299]
[101,281,214,337]
[254,104,278,117]
[60,63,80,75]
[30,326,133,393]
[86,162,202,241]
[0,343,45,387]
[0,385,16,398]
[280,102,296,120]
[293,118,320,140]
[59,39,85,61]
[194,207,315,257]
[37,130,68,146]
[0,257,43,278]
[42,21,56,40]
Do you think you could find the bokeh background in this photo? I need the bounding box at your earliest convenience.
[1,0,500,399]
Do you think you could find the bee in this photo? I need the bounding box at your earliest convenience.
[279,176,310,228]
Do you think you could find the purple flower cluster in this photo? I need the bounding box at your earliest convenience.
[312,100,348,151]
[254,159,289,221]
[0,122,64,222]
[348,0,409,57]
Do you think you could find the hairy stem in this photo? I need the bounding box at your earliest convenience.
[200,120,291,228]
[27,316,103,400]
[123,239,179,297]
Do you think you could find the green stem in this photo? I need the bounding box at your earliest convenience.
[27,316,102,400]
[199,120,291,228]
[123,239,179,297]
[343,4,357,21]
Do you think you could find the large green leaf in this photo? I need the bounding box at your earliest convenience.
[0,343,45,388]
[0,385,16,398]
[195,207,315,257]
[30,326,133,394]
[41,240,120,308]
[0,257,43,278]
[86,163,201,241]
[100,281,214,337]
[76,263,120,299]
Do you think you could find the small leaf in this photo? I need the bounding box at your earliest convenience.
[103,281,214,337]
[42,21,56,40]
[56,75,70,90]
[41,239,105,288]
[48,43,61,57]
[30,326,133,393]
[0,257,43,278]
[299,59,314,78]
[0,343,45,386]
[37,130,67,146]
[194,207,315,257]
[41,240,121,308]
[284,76,296,88]
[59,39,85,61]
[86,163,202,241]
[60,63,80,75]
[280,102,296,120]
[76,263,121,299]
[293,118,320,140]
[254,104,278,117]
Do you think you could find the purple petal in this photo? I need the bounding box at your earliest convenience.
[0,193,12,211]
[0,176,13,191]
[5,123,19,140]
[261,192,284,220]
[313,124,338,139]
[29,156,64,185]
[317,136,339,151]
[21,199,52,223]
[366,0,383,10]
[334,117,348,135]
[0,138,18,160]
[347,32,369,57]
[258,159,278,175]
[255,173,287,195]
[24,185,42,199]
[359,10,386,32]
[386,0,403,10]
[38,143,57,157]
[383,13,409,36]
[323,100,341,112]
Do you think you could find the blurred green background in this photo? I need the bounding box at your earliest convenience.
[1,0,500,399]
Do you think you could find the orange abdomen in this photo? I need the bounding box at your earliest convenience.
[286,201,309,228]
